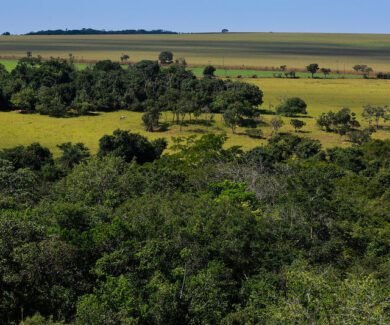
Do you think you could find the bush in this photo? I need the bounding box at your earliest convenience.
[276,97,307,116]
[203,65,216,78]
[246,128,264,139]
[98,129,167,163]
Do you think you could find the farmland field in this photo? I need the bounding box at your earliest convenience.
[1,33,390,72]
[0,78,388,155]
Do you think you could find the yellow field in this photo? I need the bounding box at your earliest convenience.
[0,78,388,156]
[1,33,390,71]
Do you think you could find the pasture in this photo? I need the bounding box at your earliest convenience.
[1,33,390,72]
[0,78,388,155]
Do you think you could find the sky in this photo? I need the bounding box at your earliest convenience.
[1,0,389,34]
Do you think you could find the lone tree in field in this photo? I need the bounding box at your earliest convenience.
[276,97,308,116]
[270,116,284,134]
[203,65,216,78]
[159,51,174,65]
[321,68,331,78]
[290,119,306,132]
[306,63,320,78]
[120,54,130,63]
[222,29,229,33]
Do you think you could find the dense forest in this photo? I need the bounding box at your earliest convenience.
[0,128,389,323]
[26,29,178,35]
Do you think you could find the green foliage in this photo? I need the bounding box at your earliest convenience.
[317,107,360,133]
[158,51,174,65]
[276,97,307,116]
[290,118,306,131]
[306,63,320,77]
[0,133,389,323]
[362,104,388,128]
[270,116,284,133]
[203,65,216,78]
[98,129,166,164]
[0,143,53,171]
[57,142,90,170]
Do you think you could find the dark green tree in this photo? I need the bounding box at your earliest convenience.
[290,118,306,132]
[159,51,174,65]
[306,63,320,78]
[276,97,307,116]
[203,65,216,78]
[98,129,166,163]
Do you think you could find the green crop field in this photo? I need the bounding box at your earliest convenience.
[1,33,390,72]
[0,78,388,156]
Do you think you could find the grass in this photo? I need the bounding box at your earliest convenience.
[0,79,388,156]
[1,33,390,72]
[0,60,18,71]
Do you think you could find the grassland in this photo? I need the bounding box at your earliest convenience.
[1,33,390,72]
[0,78,388,156]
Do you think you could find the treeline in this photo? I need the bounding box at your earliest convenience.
[0,130,389,324]
[0,57,263,119]
[26,28,177,35]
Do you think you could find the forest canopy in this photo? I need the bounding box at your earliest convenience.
[0,130,389,324]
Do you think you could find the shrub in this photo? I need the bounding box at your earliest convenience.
[276,97,307,116]
[246,128,264,139]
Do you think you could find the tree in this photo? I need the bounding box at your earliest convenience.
[11,87,37,111]
[317,108,360,133]
[290,119,306,132]
[57,142,90,170]
[223,106,241,134]
[0,159,39,205]
[347,128,372,145]
[280,65,287,72]
[142,100,161,132]
[306,63,319,78]
[159,51,174,65]
[362,105,387,128]
[353,64,373,78]
[120,54,130,63]
[320,68,331,78]
[0,143,53,171]
[221,29,229,33]
[276,97,307,116]
[98,129,166,163]
[203,65,216,78]
[270,116,284,134]
[317,112,333,132]
[2,32,10,36]
[93,60,122,72]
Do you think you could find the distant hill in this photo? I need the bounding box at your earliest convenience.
[26,28,178,35]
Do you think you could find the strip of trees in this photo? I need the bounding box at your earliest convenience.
[0,57,263,128]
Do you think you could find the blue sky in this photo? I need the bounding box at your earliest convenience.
[1,0,389,34]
